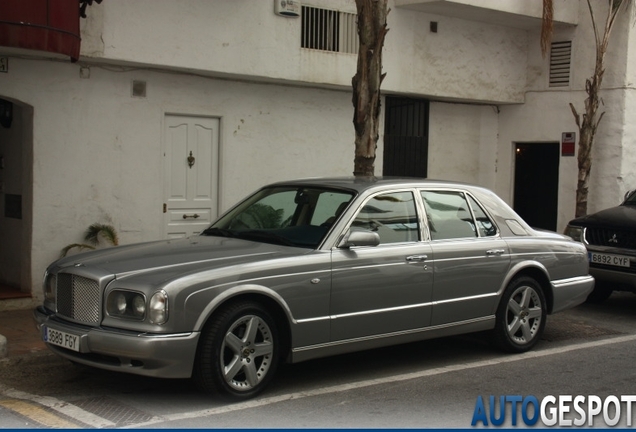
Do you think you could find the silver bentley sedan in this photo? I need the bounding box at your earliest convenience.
[34,177,593,399]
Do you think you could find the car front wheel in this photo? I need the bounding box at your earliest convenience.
[193,301,279,400]
[492,276,546,353]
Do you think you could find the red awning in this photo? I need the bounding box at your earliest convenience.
[0,0,80,62]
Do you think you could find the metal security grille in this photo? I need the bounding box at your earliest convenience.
[57,273,100,325]
[383,97,429,178]
[549,41,572,87]
[339,11,357,54]
[301,6,357,54]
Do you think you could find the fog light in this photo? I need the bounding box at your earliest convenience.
[149,290,168,325]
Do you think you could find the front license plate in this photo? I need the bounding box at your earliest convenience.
[589,252,631,268]
[44,326,80,352]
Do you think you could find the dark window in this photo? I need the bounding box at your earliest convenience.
[301,6,357,54]
[383,97,429,178]
[421,191,479,240]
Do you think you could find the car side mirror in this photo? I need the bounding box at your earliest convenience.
[338,228,380,248]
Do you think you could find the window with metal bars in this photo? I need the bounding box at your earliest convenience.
[549,41,572,87]
[301,6,357,54]
[383,97,429,178]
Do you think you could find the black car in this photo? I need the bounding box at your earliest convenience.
[565,190,636,302]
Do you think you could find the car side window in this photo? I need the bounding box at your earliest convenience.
[231,190,297,229]
[351,191,419,244]
[311,192,352,227]
[420,191,477,240]
[467,195,497,237]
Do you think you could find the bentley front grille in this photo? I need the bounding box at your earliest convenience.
[56,273,100,325]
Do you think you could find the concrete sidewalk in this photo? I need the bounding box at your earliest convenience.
[0,308,47,359]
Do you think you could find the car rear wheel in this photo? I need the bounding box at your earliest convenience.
[492,276,546,353]
[193,301,279,400]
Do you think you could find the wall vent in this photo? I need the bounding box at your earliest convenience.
[132,80,147,98]
[549,41,571,87]
[301,6,357,54]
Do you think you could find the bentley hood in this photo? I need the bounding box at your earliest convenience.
[51,236,306,281]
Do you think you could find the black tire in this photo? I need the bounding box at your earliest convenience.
[492,276,546,353]
[585,283,613,304]
[193,301,279,400]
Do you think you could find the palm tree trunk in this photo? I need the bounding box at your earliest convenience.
[352,0,388,177]
[570,0,626,217]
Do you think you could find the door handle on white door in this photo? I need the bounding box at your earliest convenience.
[486,249,505,256]
[187,151,195,168]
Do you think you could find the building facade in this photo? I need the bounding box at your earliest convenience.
[0,0,634,306]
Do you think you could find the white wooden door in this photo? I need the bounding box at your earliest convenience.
[163,115,219,238]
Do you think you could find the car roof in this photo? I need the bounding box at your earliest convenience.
[264,176,533,237]
[266,176,489,194]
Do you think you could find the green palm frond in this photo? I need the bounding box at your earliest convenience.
[60,223,119,257]
[60,243,95,258]
[84,223,119,246]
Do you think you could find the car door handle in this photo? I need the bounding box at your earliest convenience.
[486,249,505,256]
[406,255,428,263]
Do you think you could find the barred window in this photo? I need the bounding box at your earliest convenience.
[301,6,357,54]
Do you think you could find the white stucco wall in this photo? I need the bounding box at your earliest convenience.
[428,102,499,188]
[498,91,580,232]
[395,0,579,24]
[618,2,636,198]
[499,0,636,232]
[2,58,507,296]
[621,90,636,196]
[80,0,532,104]
[384,8,528,103]
[1,57,362,294]
[1,0,635,301]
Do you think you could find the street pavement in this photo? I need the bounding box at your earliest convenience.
[0,308,47,360]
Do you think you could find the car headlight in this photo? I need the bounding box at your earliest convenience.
[149,290,168,325]
[564,225,585,243]
[107,290,146,320]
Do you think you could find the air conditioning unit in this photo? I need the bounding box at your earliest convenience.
[275,0,300,17]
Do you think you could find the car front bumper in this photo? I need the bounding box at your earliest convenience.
[551,275,595,313]
[590,267,636,291]
[586,245,636,291]
[33,306,199,378]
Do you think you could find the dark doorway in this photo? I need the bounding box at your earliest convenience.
[383,97,429,178]
[513,143,560,231]
[0,98,33,298]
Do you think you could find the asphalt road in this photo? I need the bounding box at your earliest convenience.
[1,292,636,428]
